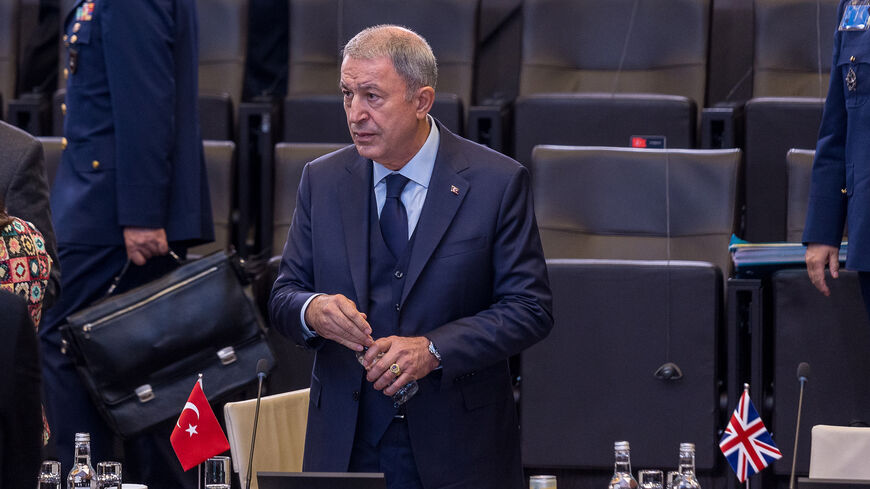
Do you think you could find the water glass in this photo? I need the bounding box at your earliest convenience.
[204,456,231,489]
[638,470,664,489]
[38,460,61,489]
[667,471,682,489]
[96,461,122,489]
[529,474,557,489]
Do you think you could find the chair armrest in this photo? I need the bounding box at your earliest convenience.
[238,100,281,259]
[468,96,512,154]
[701,102,745,149]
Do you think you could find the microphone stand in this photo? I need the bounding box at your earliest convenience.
[789,375,808,489]
[246,371,266,489]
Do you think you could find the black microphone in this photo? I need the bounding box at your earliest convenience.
[797,362,810,384]
[789,362,810,489]
[246,358,270,489]
[256,358,269,382]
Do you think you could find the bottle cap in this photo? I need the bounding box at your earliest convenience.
[680,442,695,451]
[530,475,557,489]
[614,441,630,450]
[74,432,90,443]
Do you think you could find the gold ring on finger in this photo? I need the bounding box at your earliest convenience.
[389,363,401,376]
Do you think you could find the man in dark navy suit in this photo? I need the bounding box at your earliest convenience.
[270,25,553,489]
[805,0,870,318]
[40,0,212,486]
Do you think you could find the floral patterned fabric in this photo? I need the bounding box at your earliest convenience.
[0,217,51,326]
[0,216,52,444]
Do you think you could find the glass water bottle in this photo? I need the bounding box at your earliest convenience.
[608,441,639,489]
[66,433,95,489]
[671,442,701,489]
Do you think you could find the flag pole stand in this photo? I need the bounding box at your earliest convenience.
[198,373,204,489]
[745,383,750,489]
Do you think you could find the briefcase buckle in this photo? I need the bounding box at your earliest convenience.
[217,346,237,366]
[135,384,155,403]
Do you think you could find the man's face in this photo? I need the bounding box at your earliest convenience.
[340,56,429,170]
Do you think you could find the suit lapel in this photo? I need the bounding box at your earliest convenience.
[401,129,469,303]
[339,154,371,311]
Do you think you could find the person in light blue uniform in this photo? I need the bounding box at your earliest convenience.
[41,1,213,487]
[805,0,870,318]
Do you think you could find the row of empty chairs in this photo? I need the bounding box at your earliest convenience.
[34,135,823,279]
[4,0,843,253]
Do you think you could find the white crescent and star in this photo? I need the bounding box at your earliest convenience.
[176,402,201,429]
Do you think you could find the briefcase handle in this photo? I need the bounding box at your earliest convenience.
[105,250,183,296]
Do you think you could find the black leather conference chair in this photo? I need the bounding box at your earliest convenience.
[271,142,346,256]
[37,136,64,189]
[512,0,710,166]
[785,149,816,243]
[251,255,314,393]
[197,0,248,141]
[190,140,235,256]
[0,0,20,121]
[281,0,476,143]
[740,0,838,242]
[768,269,870,483]
[523,259,723,479]
[531,146,741,276]
[744,98,825,242]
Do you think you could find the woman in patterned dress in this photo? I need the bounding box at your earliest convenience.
[0,201,52,444]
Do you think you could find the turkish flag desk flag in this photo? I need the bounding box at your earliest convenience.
[170,379,231,471]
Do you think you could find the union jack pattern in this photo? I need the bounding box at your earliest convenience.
[719,390,782,482]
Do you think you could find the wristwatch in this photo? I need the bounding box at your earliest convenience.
[427,339,442,364]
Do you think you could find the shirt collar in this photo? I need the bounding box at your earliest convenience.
[372,115,440,189]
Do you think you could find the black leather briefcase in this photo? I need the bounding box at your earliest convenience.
[61,250,274,437]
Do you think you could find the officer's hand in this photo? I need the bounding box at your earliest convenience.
[806,243,840,296]
[362,336,439,396]
[123,227,169,266]
[305,294,372,351]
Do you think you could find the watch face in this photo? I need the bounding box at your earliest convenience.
[428,341,441,361]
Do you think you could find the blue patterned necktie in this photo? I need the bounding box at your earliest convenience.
[380,173,411,258]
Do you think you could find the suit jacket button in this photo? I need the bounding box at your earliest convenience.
[92,160,100,169]
[842,188,848,194]
[63,68,69,80]
[394,270,403,279]
[61,103,67,116]
[352,391,360,401]
[70,34,78,44]
[395,303,401,311]
[73,22,81,33]
[61,137,68,150]
[852,55,857,62]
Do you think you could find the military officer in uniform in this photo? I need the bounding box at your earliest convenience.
[40,0,213,487]
[805,0,870,318]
